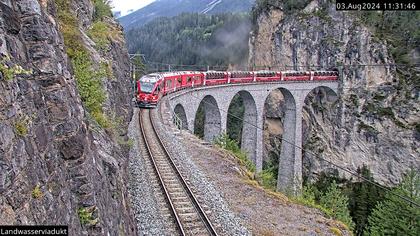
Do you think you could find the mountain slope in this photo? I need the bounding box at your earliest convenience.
[119,0,255,30]
[125,13,251,68]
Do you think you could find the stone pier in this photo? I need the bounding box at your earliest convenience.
[168,81,338,194]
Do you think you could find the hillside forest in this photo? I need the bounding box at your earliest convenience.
[125,13,251,71]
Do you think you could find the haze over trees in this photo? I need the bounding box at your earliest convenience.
[125,13,252,71]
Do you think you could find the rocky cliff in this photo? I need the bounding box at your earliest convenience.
[0,0,136,234]
[251,0,419,185]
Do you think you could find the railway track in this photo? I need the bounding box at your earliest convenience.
[138,108,218,236]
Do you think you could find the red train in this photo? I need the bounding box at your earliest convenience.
[135,70,338,108]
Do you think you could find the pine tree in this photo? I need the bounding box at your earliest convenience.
[320,181,355,230]
[132,52,146,80]
[366,170,420,236]
[347,165,384,235]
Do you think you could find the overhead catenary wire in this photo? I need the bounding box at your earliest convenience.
[183,89,420,208]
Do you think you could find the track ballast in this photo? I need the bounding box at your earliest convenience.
[138,109,217,236]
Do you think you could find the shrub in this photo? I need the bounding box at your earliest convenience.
[0,61,14,80]
[78,207,98,226]
[320,181,355,230]
[87,18,124,52]
[87,21,111,50]
[14,120,28,137]
[93,0,113,21]
[214,133,256,172]
[72,51,107,122]
[32,185,43,199]
[55,3,109,128]
[256,168,277,190]
[293,184,332,217]
[0,57,32,81]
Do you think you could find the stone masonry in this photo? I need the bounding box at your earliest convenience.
[168,81,338,194]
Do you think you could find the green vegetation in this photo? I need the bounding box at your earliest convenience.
[330,227,342,236]
[117,137,134,149]
[346,166,385,235]
[131,53,147,80]
[93,0,113,21]
[214,133,256,173]
[101,61,114,80]
[357,122,377,134]
[87,22,111,50]
[0,57,33,81]
[320,182,355,230]
[194,104,205,139]
[256,168,277,190]
[87,21,122,51]
[293,181,354,231]
[293,185,332,216]
[251,0,311,23]
[355,11,419,66]
[366,170,420,235]
[32,184,43,199]
[55,0,117,128]
[72,51,108,128]
[14,119,28,137]
[261,151,279,189]
[126,13,251,70]
[227,94,245,145]
[362,103,406,128]
[78,207,98,226]
[212,134,400,233]
[300,167,390,235]
[0,60,14,81]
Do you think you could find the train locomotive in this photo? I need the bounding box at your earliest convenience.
[134,70,338,108]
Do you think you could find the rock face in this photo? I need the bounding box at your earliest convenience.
[251,0,419,185]
[0,0,136,235]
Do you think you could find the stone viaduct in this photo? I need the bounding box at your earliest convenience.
[167,81,338,194]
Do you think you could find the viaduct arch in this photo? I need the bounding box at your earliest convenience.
[168,81,338,194]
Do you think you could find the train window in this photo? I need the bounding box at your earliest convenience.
[177,77,182,84]
[187,76,192,83]
[166,79,172,88]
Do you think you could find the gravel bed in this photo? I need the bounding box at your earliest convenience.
[152,99,251,236]
[127,109,168,236]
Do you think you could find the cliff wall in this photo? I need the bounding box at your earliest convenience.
[251,0,419,185]
[0,0,135,234]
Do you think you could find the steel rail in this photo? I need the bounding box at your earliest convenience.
[148,108,218,236]
[139,109,186,235]
[140,109,218,235]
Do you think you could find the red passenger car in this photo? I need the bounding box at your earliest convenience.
[134,70,338,108]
